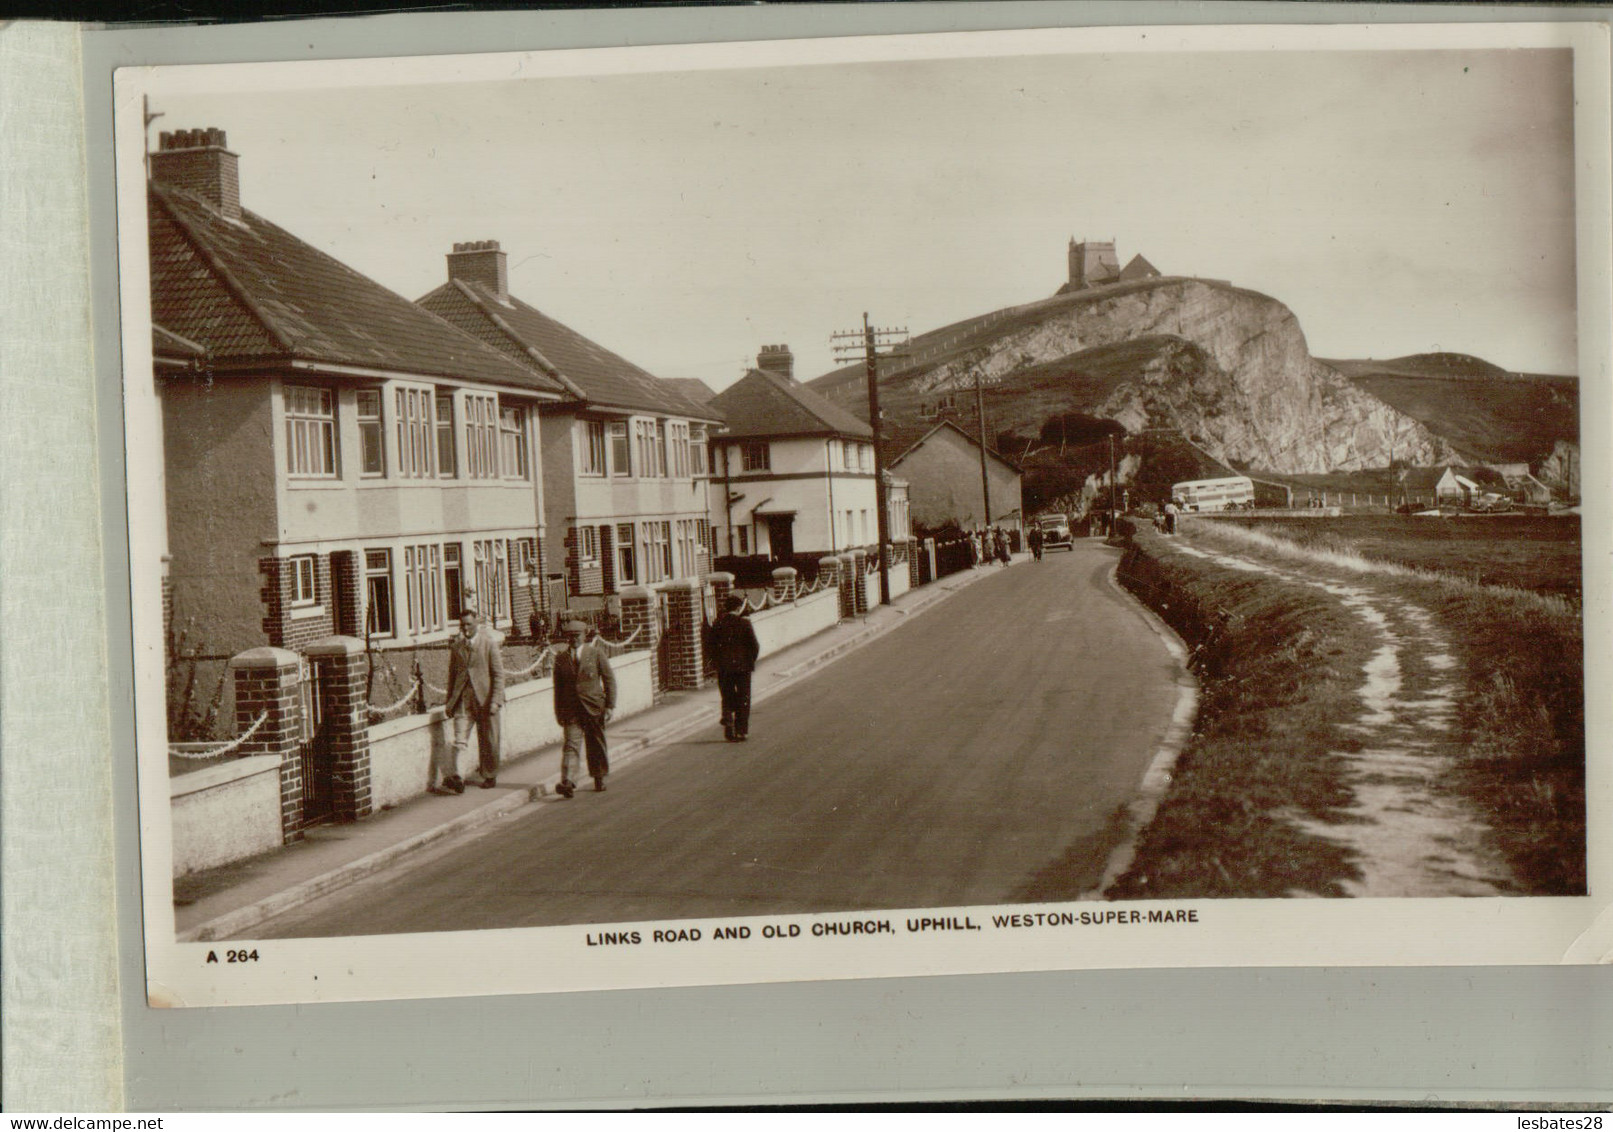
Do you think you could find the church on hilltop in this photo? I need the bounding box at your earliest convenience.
[1060,238,1161,293]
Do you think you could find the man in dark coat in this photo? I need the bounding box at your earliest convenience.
[552,620,616,796]
[707,595,760,742]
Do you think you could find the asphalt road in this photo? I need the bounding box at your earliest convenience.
[258,542,1184,938]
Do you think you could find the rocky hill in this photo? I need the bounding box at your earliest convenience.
[1320,353,1577,468]
[807,277,1573,483]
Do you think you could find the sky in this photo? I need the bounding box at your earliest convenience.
[145,40,1581,391]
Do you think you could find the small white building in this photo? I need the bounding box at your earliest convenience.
[708,347,898,563]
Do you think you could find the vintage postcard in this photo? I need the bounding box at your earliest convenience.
[117,21,1611,1009]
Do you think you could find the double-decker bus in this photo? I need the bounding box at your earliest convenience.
[1170,476,1255,512]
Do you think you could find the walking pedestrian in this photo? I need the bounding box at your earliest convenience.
[553,620,616,796]
[707,594,761,741]
[995,527,1011,565]
[1028,524,1043,560]
[438,610,505,793]
[1163,498,1179,535]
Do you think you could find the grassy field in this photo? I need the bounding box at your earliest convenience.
[1221,513,1582,602]
[1110,519,1585,897]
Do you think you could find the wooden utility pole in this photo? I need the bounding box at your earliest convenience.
[831,316,909,606]
[975,368,992,531]
[1108,433,1119,519]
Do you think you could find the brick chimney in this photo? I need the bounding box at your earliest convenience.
[757,343,794,381]
[150,128,241,222]
[447,240,508,300]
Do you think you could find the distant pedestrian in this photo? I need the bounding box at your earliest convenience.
[707,595,761,742]
[967,530,982,568]
[1163,498,1179,535]
[438,610,505,793]
[553,620,617,797]
[995,527,1011,565]
[1028,525,1043,560]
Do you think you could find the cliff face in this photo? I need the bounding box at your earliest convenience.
[889,279,1456,475]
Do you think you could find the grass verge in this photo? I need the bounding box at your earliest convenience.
[1106,527,1373,898]
[1112,520,1585,897]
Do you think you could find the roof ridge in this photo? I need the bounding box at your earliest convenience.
[888,418,1022,472]
[152,184,295,357]
[503,290,718,420]
[450,280,589,402]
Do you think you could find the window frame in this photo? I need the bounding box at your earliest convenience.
[356,389,385,477]
[465,394,500,479]
[435,392,457,479]
[615,522,636,585]
[500,402,530,480]
[284,385,337,479]
[576,525,600,566]
[690,425,708,476]
[288,554,319,608]
[363,549,394,639]
[609,421,632,477]
[579,419,607,477]
[393,386,436,479]
[741,441,770,472]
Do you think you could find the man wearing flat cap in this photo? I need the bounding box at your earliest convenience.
[552,620,617,797]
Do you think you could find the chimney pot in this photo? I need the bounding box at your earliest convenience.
[150,124,241,222]
[757,343,794,381]
[447,239,509,300]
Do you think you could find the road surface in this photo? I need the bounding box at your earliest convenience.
[258,542,1184,937]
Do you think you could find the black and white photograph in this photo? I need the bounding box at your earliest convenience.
[118,21,1610,1008]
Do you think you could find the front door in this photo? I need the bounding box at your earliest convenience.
[765,514,795,560]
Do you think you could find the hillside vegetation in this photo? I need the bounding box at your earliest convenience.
[1321,354,1577,466]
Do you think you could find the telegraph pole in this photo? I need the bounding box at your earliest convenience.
[975,368,993,531]
[1108,433,1119,520]
[831,315,909,606]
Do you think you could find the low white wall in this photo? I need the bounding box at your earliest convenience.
[368,649,654,810]
[751,587,842,660]
[887,562,912,601]
[171,755,282,877]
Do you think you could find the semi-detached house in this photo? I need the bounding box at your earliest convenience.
[149,128,567,657]
[418,242,724,607]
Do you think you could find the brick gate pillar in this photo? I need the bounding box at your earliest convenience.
[770,566,798,603]
[850,549,869,614]
[708,571,735,615]
[836,554,857,619]
[618,585,660,694]
[229,646,304,844]
[659,579,706,690]
[303,636,372,822]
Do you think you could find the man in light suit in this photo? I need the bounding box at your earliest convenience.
[553,619,616,797]
[441,609,506,792]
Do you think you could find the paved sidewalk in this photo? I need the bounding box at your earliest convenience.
[175,557,1027,941]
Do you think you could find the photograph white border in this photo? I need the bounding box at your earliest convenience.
[117,19,1613,1011]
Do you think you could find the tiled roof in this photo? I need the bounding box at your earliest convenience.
[664,377,718,405]
[148,184,562,395]
[417,278,720,423]
[709,367,873,441]
[887,419,1023,474]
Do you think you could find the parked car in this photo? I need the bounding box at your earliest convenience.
[1035,514,1074,551]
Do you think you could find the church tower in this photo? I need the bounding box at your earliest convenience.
[1067,237,1121,289]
